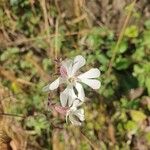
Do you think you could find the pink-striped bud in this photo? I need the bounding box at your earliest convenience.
[53,105,69,115]
[60,65,68,78]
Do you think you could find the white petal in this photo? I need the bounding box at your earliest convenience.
[72,99,82,107]
[71,55,86,76]
[60,86,77,107]
[49,78,61,90]
[42,84,50,92]
[75,109,85,121]
[69,114,82,126]
[66,113,69,124]
[78,68,100,79]
[80,78,101,89]
[68,87,77,106]
[75,82,85,101]
[61,59,73,76]
[66,107,84,125]
[42,77,60,91]
[60,88,69,107]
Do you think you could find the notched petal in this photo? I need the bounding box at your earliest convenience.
[80,78,101,89]
[78,68,100,79]
[71,55,86,76]
[49,77,61,90]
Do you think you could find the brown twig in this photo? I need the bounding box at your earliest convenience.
[66,14,87,25]
[54,18,59,59]
[0,92,24,102]
[80,130,99,150]
[74,0,81,17]
[82,5,104,28]
[54,0,61,16]
[4,30,90,47]
[0,66,34,86]
[0,113,25,118]
[40,0,52,57]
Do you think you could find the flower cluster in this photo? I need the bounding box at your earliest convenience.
[43,55,101,125]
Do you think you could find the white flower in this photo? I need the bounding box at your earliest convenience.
[66,100,85,126]
[43,55,101,107]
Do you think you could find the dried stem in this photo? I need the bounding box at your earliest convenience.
[80,130,99,150]
[0,113,25,118]
[40,0,52,57]
[54,18,59,59]
[4,30,89,47]
[0,66,34,86]
[106,0,137,77]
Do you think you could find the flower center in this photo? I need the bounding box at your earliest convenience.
[68,77,76,84]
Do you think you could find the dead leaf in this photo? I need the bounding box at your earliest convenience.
[108,123,116,144]
[10,140,17,150]
[128,87,144,100]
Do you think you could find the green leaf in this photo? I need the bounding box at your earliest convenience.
[118,72,138,93]
[145,132,150,143]
[132,47,145,61]
[95,52,109,65]
[10,0,19,5]
[125,120,138,132]
[143,30,150,48]
[144,20,150,30]
[115,57,131,70]
[125,3,135,12]
[26,116,36,127]
[125,25,139,38]
[119,111,127,122]
[145,78,150,96]
[11,82,21,93]
[130,110,146,122]
[118,40,128,53]
[25,115,49,135]
[86,28,104,50]
[0,8,4,17]
[42,58,52,71]
[100,142,107,150]
[0,47,19,61]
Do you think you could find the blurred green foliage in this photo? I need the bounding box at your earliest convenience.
[0,1,150,149]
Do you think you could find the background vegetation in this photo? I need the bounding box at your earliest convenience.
[0,0,150,149]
